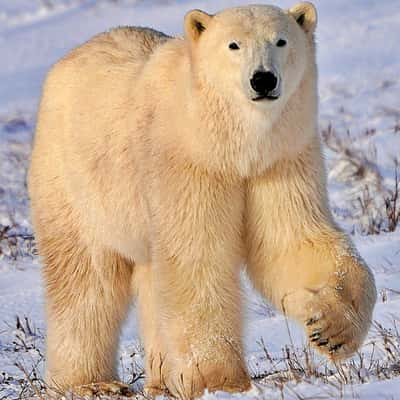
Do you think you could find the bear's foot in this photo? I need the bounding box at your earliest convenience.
[162,360,251,399]
[143,363,168,397]
[74,381,133,397]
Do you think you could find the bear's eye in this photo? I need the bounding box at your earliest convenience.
[228,42,240,50]
[276,39,287,47]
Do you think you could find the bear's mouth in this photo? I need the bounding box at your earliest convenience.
[252,94,280,101]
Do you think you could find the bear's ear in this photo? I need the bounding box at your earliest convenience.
[184,9,213,42]
[288,2,317,34]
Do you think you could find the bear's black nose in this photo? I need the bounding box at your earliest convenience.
[250,71,278,94]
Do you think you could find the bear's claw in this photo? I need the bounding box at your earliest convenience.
[305,313,322,326]
[309,328,322,340]
[308,324,345,354]
[329,343,343,353]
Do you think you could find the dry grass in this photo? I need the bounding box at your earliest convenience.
[0,222,36,260]
[322,124,400,235]
[246,317,400,399]
[0,112,35,262]
[2,314,400,400]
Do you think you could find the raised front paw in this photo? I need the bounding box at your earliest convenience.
[304,283,375,360]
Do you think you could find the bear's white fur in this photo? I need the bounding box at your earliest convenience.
[29,3,376,398]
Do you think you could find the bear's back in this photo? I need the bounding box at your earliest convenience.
[62,26,170,71]
[33,26,170,156]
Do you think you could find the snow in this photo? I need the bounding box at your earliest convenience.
[1,1,400,399]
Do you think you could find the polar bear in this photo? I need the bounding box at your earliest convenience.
[29,2,376,398]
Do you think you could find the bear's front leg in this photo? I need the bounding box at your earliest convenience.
[154,259,250,398]
[245,139,377,360]
[258,236,376,359]
[149,167,250,398]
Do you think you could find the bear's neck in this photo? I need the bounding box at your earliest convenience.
[183,70,318,179]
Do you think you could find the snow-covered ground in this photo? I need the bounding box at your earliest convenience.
[1,1,399,399]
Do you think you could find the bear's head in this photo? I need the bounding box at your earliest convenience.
[183,3,318,176]
[185,2,317,108]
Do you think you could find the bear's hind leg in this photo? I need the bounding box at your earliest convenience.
[39,229,133,393]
